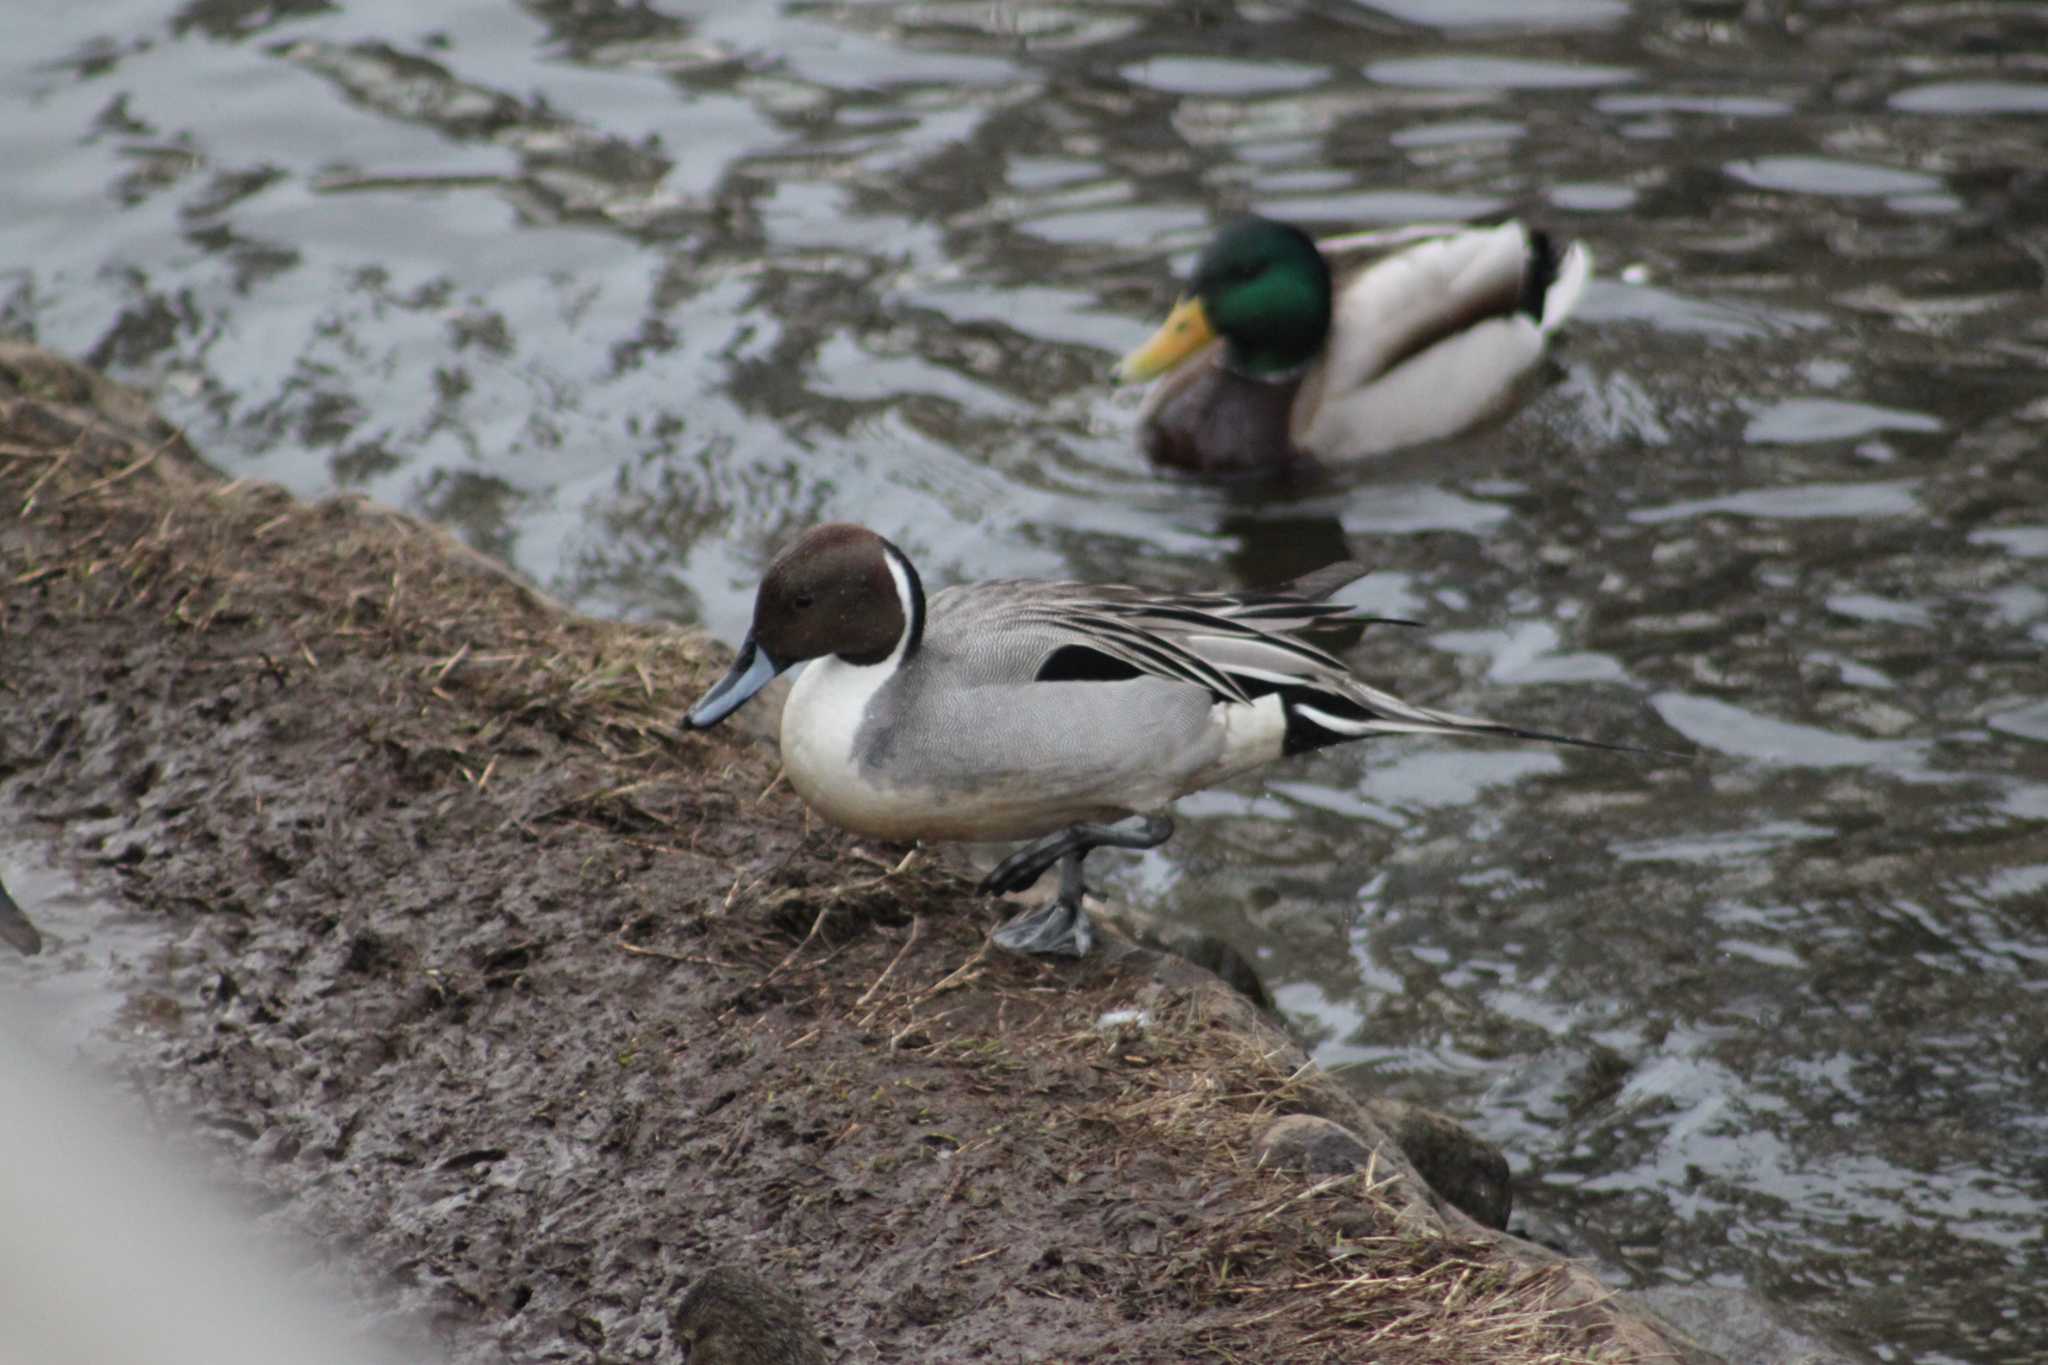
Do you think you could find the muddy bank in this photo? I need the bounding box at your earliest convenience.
[3,341,1732,1362]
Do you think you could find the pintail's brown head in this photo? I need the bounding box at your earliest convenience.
[683,523,923,730]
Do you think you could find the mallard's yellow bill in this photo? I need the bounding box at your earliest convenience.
[1115,295,1215,383]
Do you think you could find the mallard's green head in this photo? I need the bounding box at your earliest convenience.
[1192,216,1333,374]
[1117,216,1332,384]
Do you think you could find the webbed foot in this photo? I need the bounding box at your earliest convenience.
[991,897,1095,958]
[980,816,1174,959]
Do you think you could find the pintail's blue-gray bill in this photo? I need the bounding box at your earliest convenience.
[683,639,782,729]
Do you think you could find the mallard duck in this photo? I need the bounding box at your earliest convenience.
[1115,216,1591,475]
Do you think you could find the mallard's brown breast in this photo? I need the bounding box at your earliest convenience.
[1139,353,1312,477]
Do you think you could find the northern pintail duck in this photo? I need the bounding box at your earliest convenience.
[684,524,1629,958]
[1116,215,1590,476]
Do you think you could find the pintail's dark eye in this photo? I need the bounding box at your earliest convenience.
[792,591,816,610]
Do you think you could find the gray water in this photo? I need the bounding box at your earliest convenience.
[6,2,2045,1360]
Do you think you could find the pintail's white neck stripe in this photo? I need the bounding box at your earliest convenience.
[878,538,924,666]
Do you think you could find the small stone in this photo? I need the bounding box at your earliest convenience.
[1637,1283,1865,1365]
[1256,1114,1377,1177]
[1092,902,1272,1010]
[672,1266,826,1365]
[1364,1098,1512,1230]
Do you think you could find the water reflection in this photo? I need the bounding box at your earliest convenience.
[1367,55,1636,90]
[1725,155,1947,200]
[5,1,2048,1360]
[1630,479,1922,524]
[1890,81,2048,116]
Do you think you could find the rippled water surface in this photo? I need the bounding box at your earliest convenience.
[7,3,2046,1360]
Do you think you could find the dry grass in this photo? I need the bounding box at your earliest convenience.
[1096,1008,1629,1362]
[811,954,1647,1364]
[3,373,726,821]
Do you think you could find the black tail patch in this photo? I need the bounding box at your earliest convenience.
[1278,687,1381,757]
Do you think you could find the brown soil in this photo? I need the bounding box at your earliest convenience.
[0,342,1713,1364]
